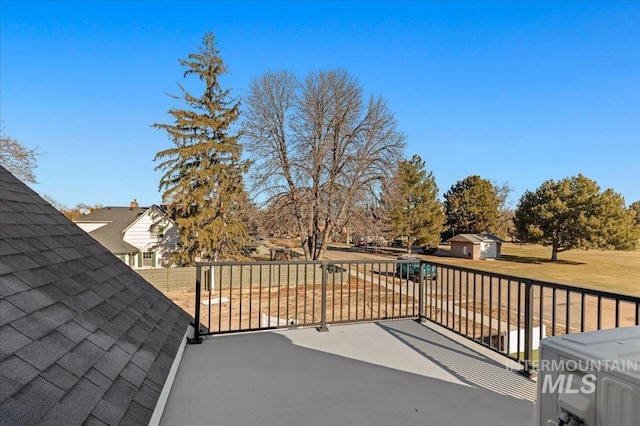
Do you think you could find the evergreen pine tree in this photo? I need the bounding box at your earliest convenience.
[514,174,639,260]
[154,33,250,263]
[385,155,445,252]
[444,175,501,236]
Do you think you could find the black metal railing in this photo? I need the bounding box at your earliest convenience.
[419,260,640,376]
[189,258,640,376]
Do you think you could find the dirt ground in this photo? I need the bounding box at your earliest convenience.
[166,278,418,333]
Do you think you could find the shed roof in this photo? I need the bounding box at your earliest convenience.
[448,234,503,244]
[0,166,191,425]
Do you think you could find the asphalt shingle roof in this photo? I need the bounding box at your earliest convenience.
[74,207,148,254]
[448,233,503,244]
[0,166,191,425]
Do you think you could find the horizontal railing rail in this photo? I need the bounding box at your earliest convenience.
[189,258,640,377]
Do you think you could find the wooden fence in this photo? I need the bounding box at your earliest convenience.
[136,267,197,291]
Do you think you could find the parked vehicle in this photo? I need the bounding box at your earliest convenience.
[395,255,437,280]
[390,239,404,248]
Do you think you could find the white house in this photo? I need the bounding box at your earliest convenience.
[74,200,180,268]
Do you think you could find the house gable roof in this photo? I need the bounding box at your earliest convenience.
[121,205,175,235]
[74,207,148,253]
[0,166,191,425]
[448,234,503,244]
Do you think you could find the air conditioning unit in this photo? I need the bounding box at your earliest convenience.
[534,326,639,426]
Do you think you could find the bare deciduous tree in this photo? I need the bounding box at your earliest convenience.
[0,130,41,183]
[243,70,405,259]
[493,181,514,240]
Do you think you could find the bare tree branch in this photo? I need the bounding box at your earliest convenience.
[0,130,41,183]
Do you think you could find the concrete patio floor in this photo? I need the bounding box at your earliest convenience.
[160,319,536,426]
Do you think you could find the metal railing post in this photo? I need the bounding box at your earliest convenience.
[317,261,329,332]
[520,279,534,377]
[418,261,425,319]
[188,264,204,344]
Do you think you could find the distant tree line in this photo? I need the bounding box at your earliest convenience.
[4,32,638,263]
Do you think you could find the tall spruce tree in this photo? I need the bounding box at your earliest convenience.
[385,155,445,253]
[153,32,250,263]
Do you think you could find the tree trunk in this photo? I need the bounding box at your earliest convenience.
[551,245,558,261]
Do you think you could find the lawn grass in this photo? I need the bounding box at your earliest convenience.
[429,243,640,297]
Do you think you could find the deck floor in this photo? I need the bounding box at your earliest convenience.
[160,320,536,426]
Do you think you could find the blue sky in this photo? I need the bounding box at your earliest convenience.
[2,1,639,209]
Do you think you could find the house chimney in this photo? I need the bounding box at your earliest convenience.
[130,199,138,208]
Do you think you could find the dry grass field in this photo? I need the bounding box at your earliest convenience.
[429,243,640,296]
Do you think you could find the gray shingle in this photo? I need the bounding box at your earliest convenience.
[104,295,126,312]
[94,344,131,380]
[74,309,108,332]
[145,350,173,387]
[120,361,146,388]
[102,311,134,340]
[82,415,109,426]
[102,376,137,412]
[133,382,161,410]
[0,274,30,297]
[87,329,117,351]
[119,400,152,426]
[41,363,79,392]
[38,249,66,266]
[0,300,26,327]
[0,325,31,360]
[0,398,24,425]
[11,310,64,340]
[142,376,163,393]
[53,276,86,295]
[0,244,19,258]
[92,300,119,320]
[6,286,58,315]
[0,253,39,274]
[41,301,76,325]
[116,333,142,356]
[130,344,156,373]
[13,267,59,288]
[10,376,65,419]
[0,396,44,425]
[84,367,112,390]
[56,339,105,377]
[0,355,40,399]
[57,319,92,343]
[40,378,105,426]
[90,399,125,425]
[75,289,105,311]
[15,331,75,371]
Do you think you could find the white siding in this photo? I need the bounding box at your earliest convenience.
[480,242,498,259]
[122,207,179,268]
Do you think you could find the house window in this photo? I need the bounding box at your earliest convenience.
[152,225,165,240]
[142,252,154,267]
